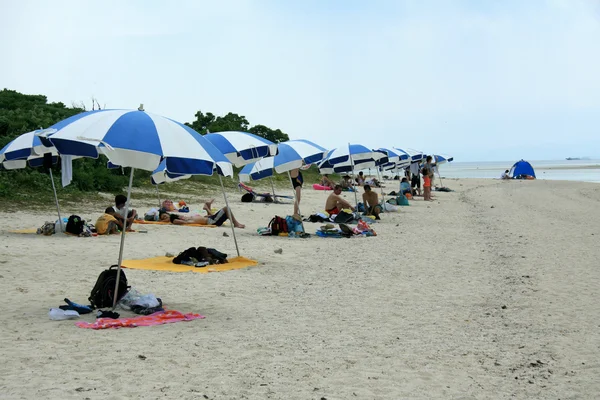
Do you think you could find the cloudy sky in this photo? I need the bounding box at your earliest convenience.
[1,0,599,161]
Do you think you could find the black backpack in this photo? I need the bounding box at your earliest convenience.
[241,193,255,203]
[89,266,130,309]
[66,215,85,235]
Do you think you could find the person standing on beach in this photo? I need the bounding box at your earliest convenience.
[290,168,303,216]
[424,156,436,187]
[410,162,422,196]
[422,167,432,201]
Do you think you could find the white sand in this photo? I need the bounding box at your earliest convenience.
[0,178,599,399]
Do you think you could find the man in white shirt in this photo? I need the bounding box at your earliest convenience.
[409,162,422,196]
[501,170,511,180]
[106,194,138,231]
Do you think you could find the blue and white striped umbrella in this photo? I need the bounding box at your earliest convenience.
[238,139,328,182]
[326,144,384,166]
[274,139,328,172]
[41,109,242,302]
[434,154,454,164]
[205,131,278,167]
[239,157,276,182]
[395,147,425,163]
[43,109,233,177]
[0,130,58,166]
[151,159,191,185]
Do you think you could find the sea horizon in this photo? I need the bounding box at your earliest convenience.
[439,159,600,183]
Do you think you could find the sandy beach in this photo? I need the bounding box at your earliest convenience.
[0,178,599,399]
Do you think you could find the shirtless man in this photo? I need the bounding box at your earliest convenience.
[325,185,355,214]
[160,204,245,228]
[362,184,381,220]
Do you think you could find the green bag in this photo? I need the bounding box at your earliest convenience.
[396,195,410,206]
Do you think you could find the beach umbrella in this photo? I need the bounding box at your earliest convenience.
[239,139,328,211]
[395,147,425,163]
[319,144,386,206]
[0,130,64,229]
[204,131,278,167]
[432,154,453,186]
[434,154,454,165]
[43,108,236,308]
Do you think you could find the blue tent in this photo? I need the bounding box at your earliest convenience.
[509,160,536,179]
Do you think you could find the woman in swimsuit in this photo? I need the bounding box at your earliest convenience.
[290,168,303,216]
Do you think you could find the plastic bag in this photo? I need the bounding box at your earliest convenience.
[118,288,160,310]
[384,203,398,212]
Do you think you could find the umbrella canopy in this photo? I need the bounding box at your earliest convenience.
[204,131,278,167]
[434,154,454,164]
[43,109,232,176]
[239,139,328,182]
[325,144,384,166]
[274,140,328,172]
[395,147,425,163]
[239,157,275,182]
[0,130,57,163]
[151,159,191,185]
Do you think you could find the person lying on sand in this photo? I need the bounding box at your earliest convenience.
[106,194,137,231]
[159,205,245,228]
[362,184,382,220]
[325,185,355,215]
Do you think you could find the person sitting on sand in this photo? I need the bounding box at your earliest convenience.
[362,184,382,220]
[106,194,137,231]
[159,203,245,228]
[325,185,355,215]
[320,174,335,189]
[340,175,353,189]
[400,177,412,195]
[95,209,122,235]
[501,170,511,180]
[355,171,366,186]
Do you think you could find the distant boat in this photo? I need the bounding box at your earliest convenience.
[566,157,582,160]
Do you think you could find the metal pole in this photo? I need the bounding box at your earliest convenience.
[435,156,444,188]
[269,177,278,203]
[375,166,385,212]
[218,174,240,257]
[348,143,359,207]
[155,185,161,207]
[48,169,64,232]
[112,167,134,310]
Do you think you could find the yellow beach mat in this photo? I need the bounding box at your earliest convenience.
[134,220,217,228]
[9,228,38,234]
[122,256,258,273]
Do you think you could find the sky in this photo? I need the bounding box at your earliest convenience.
[1,0,599,162]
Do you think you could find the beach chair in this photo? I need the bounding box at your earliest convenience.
[238,182,293,203]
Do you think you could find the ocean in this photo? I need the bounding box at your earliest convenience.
[439,160,600,183]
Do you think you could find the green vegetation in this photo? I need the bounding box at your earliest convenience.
[0,89,296,204]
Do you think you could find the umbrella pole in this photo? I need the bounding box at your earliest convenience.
[155,185,161,207]
[48,169,64,232]
[375,167,385,212]
[112,167,135,310]
[287,171,301,216]
[269,177,278,203]
[218,174,240,257]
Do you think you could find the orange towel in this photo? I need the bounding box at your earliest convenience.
[122,256,258,274]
